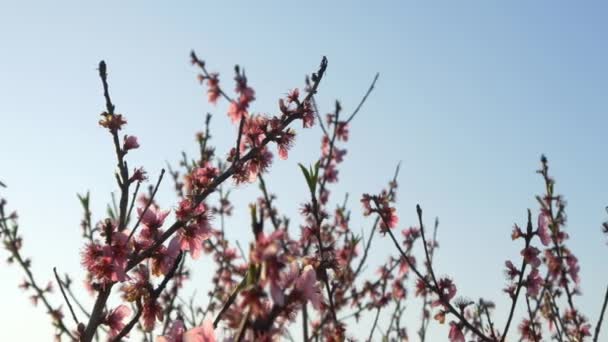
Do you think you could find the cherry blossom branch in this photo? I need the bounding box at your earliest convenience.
[53,267,80,326]
[190,51,235,103]
[258,175,281,230]
[368,270,391,341]
[417,205,439,288]
[538,156,584,338]
[418,217,439,342]
[345,72,379,124]
[60,276,91,319]
[83,60,141,342]
[353,163,400,280]
[126,169,166,243]
[376,203,493,341]
[500,211,533,342]
[308,180,339,324]
[98,61,131,232]
[593,284,608,342]
[111,252,184,341]
[525,296,540,342]
[212,273,248,328]
[161,257,186,333]
[305,74,328,137]
[483,303,498,341]
[368,306,382,341]
[548,292,567,342]
[234,116,246,162]
[125,180,141,224]
[128,57,327,275]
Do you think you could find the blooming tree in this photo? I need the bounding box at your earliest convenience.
[1,52,607,342]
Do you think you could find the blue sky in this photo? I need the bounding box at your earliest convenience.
[0,1,607,340]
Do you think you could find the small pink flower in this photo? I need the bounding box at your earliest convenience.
[302,102,315,128]
[525,268,543,297]
[227,101,248,123]
[335,121,349,141]
[105,305,131,338]
[130,167,148,183]
[380,206,398,231]
[171,221,211,259]
[157,319,216,342]
[287,88,299,103]
[521,246,541,268]
[206,74,220,104]
[580,324,592,337]
[566,254,580,283]
[276,129,295,160]
[183,318,217,342]
[432,278,457,307]
[448,322,465,342]
[138,206,170,230]
[123,135,140,151]
[142,299,162,331]
[296,265,322,310]
[537,212,551,246]
[512,224,523,240]
[504,260,519,280]
[361,194,373,216]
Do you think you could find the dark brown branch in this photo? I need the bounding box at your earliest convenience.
[368,306,382,341]
[593,284,608,342]
[500,210,533,342]
[112,252,184,341]
[53,267,80,326]
[213,272,248,328]
[125,180,141,224]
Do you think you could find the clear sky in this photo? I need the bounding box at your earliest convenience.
[0,1,606,340]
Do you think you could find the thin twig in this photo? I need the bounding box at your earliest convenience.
[500,210,533,342]
[368,306,382,341]
[126,169,166,243]
[345,73,379,124]
[53,267,80,326]
[380,205,492,341]
[593,284,608,342]
[125,180,141,224]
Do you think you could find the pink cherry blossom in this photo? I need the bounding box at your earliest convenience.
[123,135,140,151]
[521,246,541,268]
[171,221,211,259]
[537,212,551,246]
[296,265,322,310]
[448,322,465,342]
[183,318,216,342]
[105,305,131,338]
[138,206,170,230]
[525,268,543,297]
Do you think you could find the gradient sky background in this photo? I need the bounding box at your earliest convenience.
[1,1,607,340]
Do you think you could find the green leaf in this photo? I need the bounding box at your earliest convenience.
[298,163,318,195]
